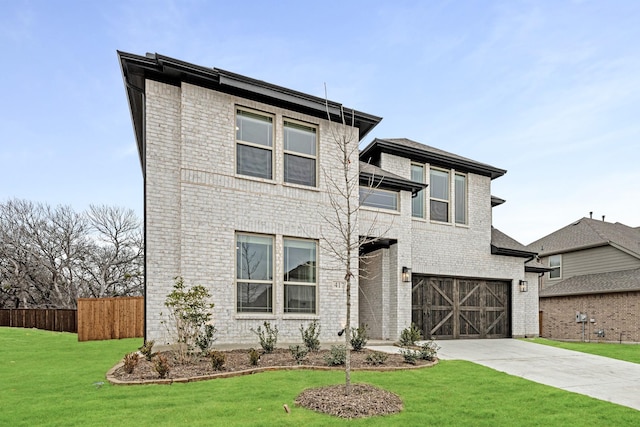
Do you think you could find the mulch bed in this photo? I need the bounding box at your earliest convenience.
[107,347,437,419]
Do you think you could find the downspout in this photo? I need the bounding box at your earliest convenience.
[126,80,147,343]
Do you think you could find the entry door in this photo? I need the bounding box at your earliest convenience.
[412,276,511,339]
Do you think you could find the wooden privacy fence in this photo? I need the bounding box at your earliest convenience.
[0,308,77,333]
[77,296,144,342]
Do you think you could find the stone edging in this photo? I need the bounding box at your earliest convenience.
[106,358,439,386]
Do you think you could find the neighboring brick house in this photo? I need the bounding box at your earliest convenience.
[119,51,540,344]
[527,218,640,342]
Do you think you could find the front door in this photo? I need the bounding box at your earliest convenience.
[412,276,511,339]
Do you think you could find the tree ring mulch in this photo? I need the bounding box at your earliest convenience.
[295,383,403,419]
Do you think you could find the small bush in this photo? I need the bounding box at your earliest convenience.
[365,351,388,366]
[324,345,347,366]
[123,352,139,374]
[299,320,321,352]
[153,354,171,378]
[209,351,226,371]
[399,323,422,346]
[196,324,217,355]
[350,324,368,351]
[418,340,439,361]
[138,340,155,361]
[251,321,278,353]
[248,348,261,366]
[289,345,308,365]
[399,347,419,365]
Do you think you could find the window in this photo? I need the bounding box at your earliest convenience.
[411,164,425,218]
[359,187,398,210]
[236,109,273,179]
[430,169,450,222]
[549,255,561,279]
[284,120,317,186]
[236,234,273,313]
[284,238,317,313]
[455,173,467,224]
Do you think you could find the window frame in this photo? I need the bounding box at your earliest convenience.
[283,118,318,187]
[235,107,275,180]
[549,254,562,279]
[283,237,318,314]
[411,163,425,218]
[359,187,399,211]
[235,232,274,314]
[429,167,451,223]
[454,172,468,225]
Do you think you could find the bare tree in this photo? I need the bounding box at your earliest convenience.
[0,199,143,308]
[319,90,387,396]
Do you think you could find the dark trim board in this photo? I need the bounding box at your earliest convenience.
[412,275,512,339]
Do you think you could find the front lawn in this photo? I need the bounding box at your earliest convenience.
[526,338,640,364]
[1,328,639,426]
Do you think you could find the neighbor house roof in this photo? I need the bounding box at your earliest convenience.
[540,268,640,297]
[491,227,537,258]
[359,138,507,179]
[359,162,427,195]
[118,51,382,170]
[527,218,640,258]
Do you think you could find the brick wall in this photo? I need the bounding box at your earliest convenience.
[540,292,640,343]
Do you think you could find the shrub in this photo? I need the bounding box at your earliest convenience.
[153,354,171,378]
[138,340,155,361]
[365,351,388,366]
[196,324,217,355]
[350,324,368,351]
[289,345,308,365]
[324,345,346,366]
[123,352,139,374]
[251,321,278,353]
[399,347,419,365]
[399,323,422,346]
[209,351,226,371]
[418,340,439,361]
[299,320,321,352]
[161,276,215,364]
[248,348,261,366]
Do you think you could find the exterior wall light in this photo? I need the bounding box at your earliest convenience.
[519,280,528,292]
[402,266,412,283]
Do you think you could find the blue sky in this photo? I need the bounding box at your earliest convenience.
[1,0,638,244]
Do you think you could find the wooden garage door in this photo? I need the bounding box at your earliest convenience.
[412,276,511,339]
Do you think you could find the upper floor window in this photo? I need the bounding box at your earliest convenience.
[284,238,317,313]
[236,233,273,313]
[236,108,273,179]
[411,164,425,218]
[284,120,317,186]
[455,173,467,225]
[430,169,450,222]
[359,187,398,211]
[549,255,561,279]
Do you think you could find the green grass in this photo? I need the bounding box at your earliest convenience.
[526,338,640,364]
[1,327,639,426]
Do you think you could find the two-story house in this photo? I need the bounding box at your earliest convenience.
[119,51,540,345]
[528,217,640,342]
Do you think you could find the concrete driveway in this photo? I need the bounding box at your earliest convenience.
[434,339,640,411]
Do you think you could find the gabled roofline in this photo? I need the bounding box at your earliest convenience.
[118,51,383,170]
[360,138,506,179]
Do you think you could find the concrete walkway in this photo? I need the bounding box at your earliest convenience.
[393,339,640,411]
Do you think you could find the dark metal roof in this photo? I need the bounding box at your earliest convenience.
[491,227,537,258]
[491,195,506,207]
[118,51,383,171]
[360,138,507,179]
[526,217,640,258]
[359,162,427,195]
[540,268,640,297]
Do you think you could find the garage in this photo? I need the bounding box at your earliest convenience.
[412,276,511,339]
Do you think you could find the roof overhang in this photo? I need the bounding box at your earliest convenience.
[491,245,537,258]
[118,51,383,172]
[360,237,398,255]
